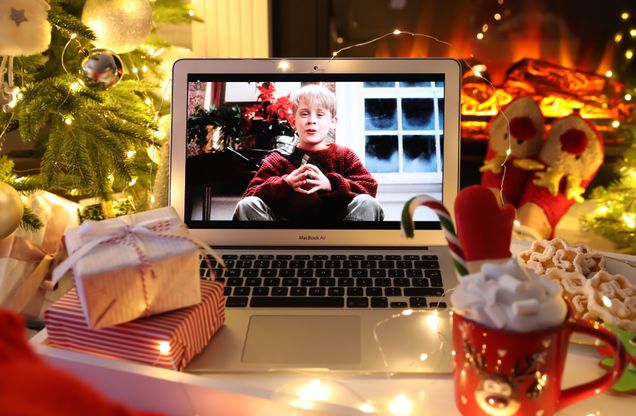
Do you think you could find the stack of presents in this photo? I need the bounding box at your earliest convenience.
[2,203,225,371]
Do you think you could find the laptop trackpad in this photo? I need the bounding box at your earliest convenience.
[242,315,360,365]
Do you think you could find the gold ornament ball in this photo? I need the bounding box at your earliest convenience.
[81,0,153,54]
[0,182,23,239]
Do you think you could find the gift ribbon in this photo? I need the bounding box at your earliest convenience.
[51,214,222,316]
[0,205,69,313]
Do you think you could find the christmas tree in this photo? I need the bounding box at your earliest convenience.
[582,10,636,253]
[0,0,198,230]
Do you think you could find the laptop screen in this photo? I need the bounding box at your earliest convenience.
[170,59,460,247]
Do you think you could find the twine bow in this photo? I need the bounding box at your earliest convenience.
[52,215,221,287]
[0,205,69,314]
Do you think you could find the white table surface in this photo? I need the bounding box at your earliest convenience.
[30,328,635,415]
[30,230,635,415]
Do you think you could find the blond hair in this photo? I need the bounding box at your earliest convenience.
[291,84,337,116]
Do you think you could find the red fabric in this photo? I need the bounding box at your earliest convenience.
[0,309,162,416]
[243,143,377,222]
[454,185,516,261]
[518,176,595,238]
[519,117,604,238]
[509,116,537,141]
[480,150,532,206]
[559,128,588,156]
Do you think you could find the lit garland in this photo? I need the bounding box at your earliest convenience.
[0,0,198,217]
[330,29,515,205]
[583,9,636,253]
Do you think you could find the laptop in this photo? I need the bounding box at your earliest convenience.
[169,58,462,374]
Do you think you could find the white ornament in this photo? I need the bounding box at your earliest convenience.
[0,0,51,56]
[0,0,50,112]
[81,0,153,54]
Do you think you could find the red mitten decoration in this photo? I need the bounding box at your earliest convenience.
[0,309,162,416]
[481,96,544,205]
[519,115,604,237]
[454,185,516,261]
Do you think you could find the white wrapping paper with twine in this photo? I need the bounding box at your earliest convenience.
[52,206,214,329]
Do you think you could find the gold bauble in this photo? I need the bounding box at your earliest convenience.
[81,0,153,54]
[0,182,23,239]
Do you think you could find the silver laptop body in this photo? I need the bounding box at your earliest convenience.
[169,58,461,374]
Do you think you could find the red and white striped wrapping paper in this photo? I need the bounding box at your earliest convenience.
[44,280,224,370]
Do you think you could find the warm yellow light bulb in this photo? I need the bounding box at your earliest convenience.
[630,28,636,37]
[389,394,413,416]
[626,93,633,101]
[482,24,489,32]
[64,115,74,125]
[188,9,195,17]
[358,403,375,413]
[158,341,171,355]
[494,13,502,21]
[611,120,620,128]
[602,296,613,308]
[621,12,630,20]
[596,205,609,215]
[622,213,636,229]
[426,311,440,331]
[473,64,487,73]
[605,70,614,78]
[476,32,484,40]
[626,49,634,60]
[393,29,401,35]
[298,379,331,402]
[615,33,623,43]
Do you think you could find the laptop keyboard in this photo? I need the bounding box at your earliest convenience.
[201,253,448,309]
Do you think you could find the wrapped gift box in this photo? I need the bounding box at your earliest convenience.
[52,206,203,329]
[44,280,224,370]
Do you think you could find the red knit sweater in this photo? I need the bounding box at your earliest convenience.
[243,143,377,222]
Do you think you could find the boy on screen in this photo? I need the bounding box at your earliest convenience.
[232,84,383,224]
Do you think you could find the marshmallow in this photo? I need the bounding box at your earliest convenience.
[451,259,567,332]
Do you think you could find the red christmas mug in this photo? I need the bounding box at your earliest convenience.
[452,309,627,416]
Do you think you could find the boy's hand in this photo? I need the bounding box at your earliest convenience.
[302,164,331,194]
[285,165,331,194]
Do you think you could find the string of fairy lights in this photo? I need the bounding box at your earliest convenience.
[3,2,634,413]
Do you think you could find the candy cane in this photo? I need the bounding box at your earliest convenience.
[401,195,468,277]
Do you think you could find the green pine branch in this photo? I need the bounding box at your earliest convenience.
[152,0,204,24]
[1,0,193,212]
[21,207,44,231]
[49,2,96,40]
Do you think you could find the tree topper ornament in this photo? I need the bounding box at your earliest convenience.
[0,0,52,112]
